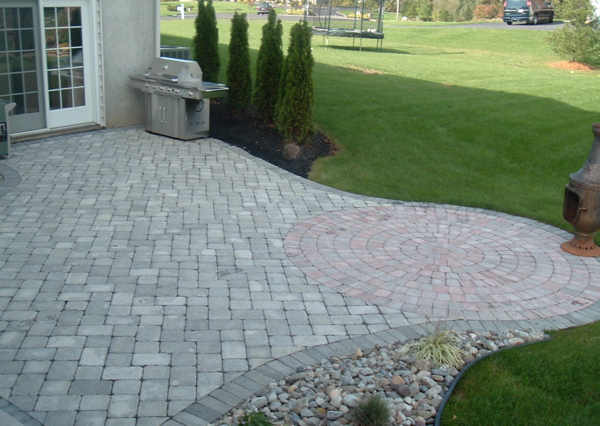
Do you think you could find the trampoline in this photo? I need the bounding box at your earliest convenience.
[308,0,385,49]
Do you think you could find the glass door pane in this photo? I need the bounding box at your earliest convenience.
[44,6,84,111]
[0,3,44,132]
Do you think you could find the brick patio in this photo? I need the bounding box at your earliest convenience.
[0,128,599,425]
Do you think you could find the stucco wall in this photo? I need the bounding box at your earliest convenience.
[102,0,158,127]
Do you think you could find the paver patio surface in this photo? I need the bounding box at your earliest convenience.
[0,128,599,425]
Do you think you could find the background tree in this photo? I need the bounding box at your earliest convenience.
[253,10,284,123]
[227,12,252,113]
[193,0,220,82]
[418,0,433,21]
[275,21,314,143]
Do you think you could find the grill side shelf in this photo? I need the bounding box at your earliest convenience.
[201,82,229,99]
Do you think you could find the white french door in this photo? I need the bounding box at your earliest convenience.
[0,2,45,133]
[41,0,95,128]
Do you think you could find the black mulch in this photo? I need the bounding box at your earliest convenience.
[209,101,335,178]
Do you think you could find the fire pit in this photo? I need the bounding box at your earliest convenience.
[562,123,600,257]
[130,58,228,140]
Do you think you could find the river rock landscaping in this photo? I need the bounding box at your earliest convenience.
[215,329,546,426]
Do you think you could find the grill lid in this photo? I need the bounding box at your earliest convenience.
[143,57,203,87]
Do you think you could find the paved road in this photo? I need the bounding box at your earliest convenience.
[1,128,598,425]
[387,20,564,30]
[162,13,305,21]
[163,14,563,30]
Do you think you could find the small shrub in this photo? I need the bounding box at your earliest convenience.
[548,0,600,66]
[253,10,283,123]
[409,330,464,368]
[193,0,220,82]
[437,9,453,22]
[549,24,600,65]
[237,411,273,426]
[227,12,252,113]
[352,395,391,426]
[275,21,314,143]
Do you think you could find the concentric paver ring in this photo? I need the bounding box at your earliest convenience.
[285,205,600,321]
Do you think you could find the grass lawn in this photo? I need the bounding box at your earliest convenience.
[161,18,600,230]
[442,322,600,425]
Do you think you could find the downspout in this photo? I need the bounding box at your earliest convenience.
[155,0,161,57]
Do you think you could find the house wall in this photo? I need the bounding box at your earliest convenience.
[101,0,159,127]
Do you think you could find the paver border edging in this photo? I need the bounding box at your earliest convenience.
[169,313,600,425]
[433,336,552,426]
[0,162,21,198]
[0,397,42,426]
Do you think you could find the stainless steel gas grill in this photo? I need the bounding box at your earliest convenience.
[130,57,228,140]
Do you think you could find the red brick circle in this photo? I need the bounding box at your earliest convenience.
[284,205,600,320]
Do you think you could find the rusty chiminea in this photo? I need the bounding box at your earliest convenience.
[562,123,600,256]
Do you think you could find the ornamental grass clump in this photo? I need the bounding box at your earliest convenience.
[351,395,391,426]
[237,411,273,426]
[193,0,219,82]
[253,10,283,123]
[409,330,463,368]
[275,20,314,144]
[227,12,252,113]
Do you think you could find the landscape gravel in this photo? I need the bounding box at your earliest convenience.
[215,329,547,425]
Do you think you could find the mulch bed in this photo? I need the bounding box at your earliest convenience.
[209,101,336,178]
[547,61,595,71]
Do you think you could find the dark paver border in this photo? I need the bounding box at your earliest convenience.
[171,304,600,425]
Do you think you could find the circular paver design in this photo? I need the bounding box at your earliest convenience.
[284,205,600,320]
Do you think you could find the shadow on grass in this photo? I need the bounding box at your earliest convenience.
[317,45,411,55]
[160,32,594,230]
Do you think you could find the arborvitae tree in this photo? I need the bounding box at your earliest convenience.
[193,0,220,82]
[275,21,314,144]
[227,12,252,113]
[253,10,283,123]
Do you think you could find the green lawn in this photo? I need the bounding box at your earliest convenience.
[442,322,600,426]
[161,19,600,230]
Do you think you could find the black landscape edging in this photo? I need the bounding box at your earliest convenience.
[434,337,552,426]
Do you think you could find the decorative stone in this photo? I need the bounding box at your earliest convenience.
[300,408,314,418]
[343,394,360,408]
[212,328,545,425]
[341,374,353,386]
[414,416,427,426]
[508,337,525,345]
[252,396,268,408]
[408,383,420,396]
[328,387,342,408]
[414,359,431,371]
[395,384,412,397]
[282,143,301,160]
[327,410,344,420]
[391,375,405,385]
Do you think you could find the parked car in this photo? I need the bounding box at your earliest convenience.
[256,2,273,15]
[503,0,554,25]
